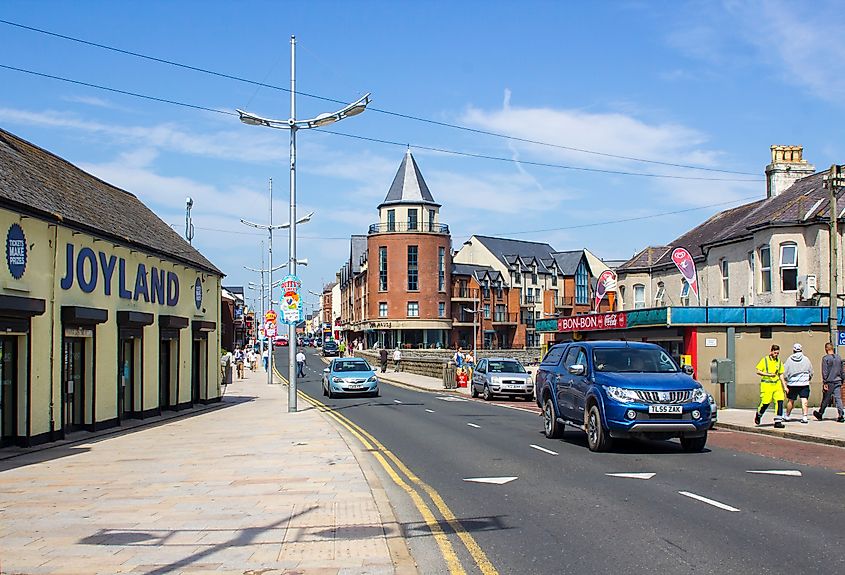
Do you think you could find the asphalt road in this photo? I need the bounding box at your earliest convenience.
[292,347,845,575]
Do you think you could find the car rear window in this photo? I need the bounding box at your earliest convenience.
[592,347,679,373]
[488,360,525,373]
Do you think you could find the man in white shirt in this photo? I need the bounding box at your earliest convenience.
[296,350,306,377]
[393,348,402,372]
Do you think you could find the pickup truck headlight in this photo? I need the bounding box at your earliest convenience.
[691,388,708,403]
[606,386,638,403]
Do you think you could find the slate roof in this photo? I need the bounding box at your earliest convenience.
[350,235,368,273]
[451,262,505,285]
[618,171,836,271]
[472,235,557,273]
[379,150,439,208]
[0,127,221,275]
[551,250,585,275]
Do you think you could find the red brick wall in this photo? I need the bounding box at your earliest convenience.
[366,233,452,320]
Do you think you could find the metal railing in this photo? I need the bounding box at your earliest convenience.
[492,312,519,324]
[368,222,450,234]
[452,287,480,299]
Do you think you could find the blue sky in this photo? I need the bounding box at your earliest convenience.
[1,1,843,313]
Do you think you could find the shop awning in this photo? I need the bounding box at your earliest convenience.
[61,305,107,325]
[192,320,216,333]
[0,295,46,318]
[117,311,154,327]
[159,315,189,330]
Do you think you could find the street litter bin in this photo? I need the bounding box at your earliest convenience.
[222,362,233,386]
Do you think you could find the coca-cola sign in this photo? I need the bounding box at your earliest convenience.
[557,312,627,332]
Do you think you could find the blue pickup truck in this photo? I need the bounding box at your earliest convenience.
[534,340,712,452]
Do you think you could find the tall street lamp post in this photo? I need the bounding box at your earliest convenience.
[237,35,370,413]
[463,306,481,363]
[825,164,845,349]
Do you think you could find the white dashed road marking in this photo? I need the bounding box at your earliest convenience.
[393,400,402,404]
[746,470,802,477]
[679,491,740,512]
[425,409,435,413]
[467,423,481,428]
[463,477,518,485]
[529,444,558,456]
[436,396,467,402]
[606,473,656,480]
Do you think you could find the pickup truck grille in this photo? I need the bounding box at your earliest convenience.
[634,390,692,404]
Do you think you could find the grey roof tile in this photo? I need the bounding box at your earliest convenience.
[0,127,221,275]
[380,150,439,207]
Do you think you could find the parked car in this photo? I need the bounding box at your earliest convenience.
[535,341,711,452]
[470,358,533,401]
[322,340,339,357]
[322,357,379,398]
[273,335,288,347]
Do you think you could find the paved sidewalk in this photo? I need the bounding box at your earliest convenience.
[0,366,415,575]
[374,369,845,448]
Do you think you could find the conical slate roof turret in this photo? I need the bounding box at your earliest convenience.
[379,150,440,208]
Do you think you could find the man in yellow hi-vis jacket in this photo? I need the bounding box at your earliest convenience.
[755,344,787,428]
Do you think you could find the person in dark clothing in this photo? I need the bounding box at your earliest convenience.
[379,348,388,373]
[814,342,845,422]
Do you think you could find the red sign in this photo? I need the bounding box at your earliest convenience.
[265,309,278,324]
[557,312,627,333]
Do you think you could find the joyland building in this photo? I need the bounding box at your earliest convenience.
[0,128,223,448]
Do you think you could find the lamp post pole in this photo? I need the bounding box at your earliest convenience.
[236,36,369,413]
[825,164,845,350]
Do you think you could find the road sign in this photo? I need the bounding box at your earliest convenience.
[265,321,277,338]
[265,309,278,324]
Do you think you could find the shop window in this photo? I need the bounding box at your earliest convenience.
[780,243,798,292]
[759,245,772,293]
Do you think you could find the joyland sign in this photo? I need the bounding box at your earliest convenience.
[557,312,627,333]
[280,275,302,324]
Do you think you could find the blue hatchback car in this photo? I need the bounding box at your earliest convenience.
[322,358,380,398]
[535,341,711,452]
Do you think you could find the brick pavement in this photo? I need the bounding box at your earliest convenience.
[0,365,415,575]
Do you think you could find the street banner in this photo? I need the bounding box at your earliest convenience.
[594,269,617,311]
[280,275,302,325]
[671,247,700,300]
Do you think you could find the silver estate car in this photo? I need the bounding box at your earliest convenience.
[470,357,534,401]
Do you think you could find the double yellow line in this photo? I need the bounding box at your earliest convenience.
[290,378,498,575]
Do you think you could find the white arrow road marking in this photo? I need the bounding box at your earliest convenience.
[437,396,467,402]
[425,409,435,413]
[746,470,803,477]
[679,491,740,512]
[606,473,656,480]
[467,423,481,428]
[393,399,403,404]
[463,477,518,485]
[529,444,559,455]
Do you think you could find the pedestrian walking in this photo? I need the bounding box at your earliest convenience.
[814,342,845,422]
[339,340,347,357]
[465,349,476,378]
[234,347,245,379]
[379,347,388,373]
[296,350,306,378]
[755,344,786,428]
[783,342,813,424]
[393,347,402,372]
[262,347,270,371]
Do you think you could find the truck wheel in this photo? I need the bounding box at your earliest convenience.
[543,398,564,439]
[586,405,612,452]
[680,433,707,452]
[470,384,478,398]
[482,385,494,401]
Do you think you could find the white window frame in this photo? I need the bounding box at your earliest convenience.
[780,242,798,292]
[379,302,388,317]
[633,284,645,309]
[720,259,730,300]
[760,245,771,293]
[407,301,419,317]
[654,282,666,306]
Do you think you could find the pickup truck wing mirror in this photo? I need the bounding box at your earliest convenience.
[682,365,695,376]
[568,364,586,376]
